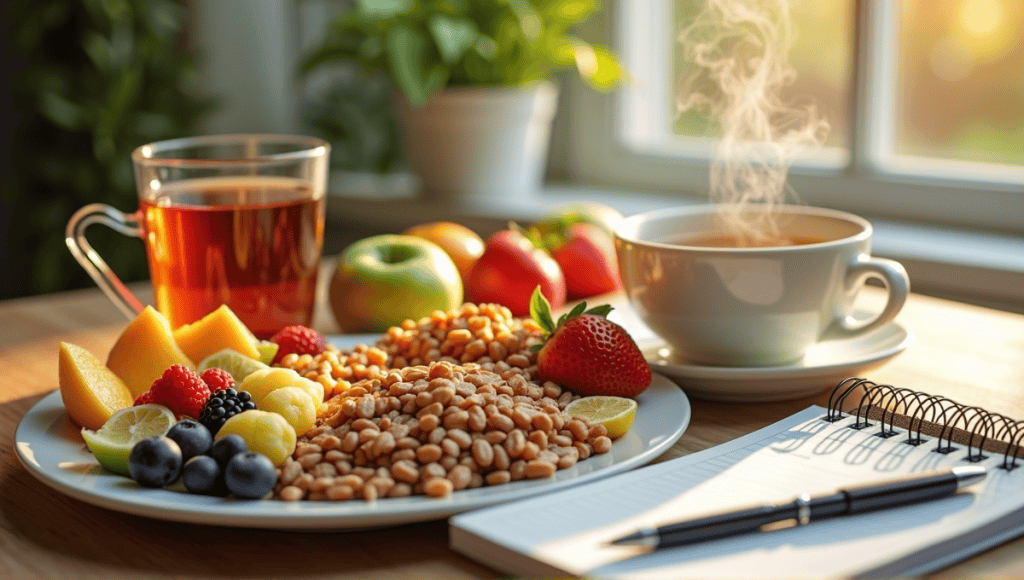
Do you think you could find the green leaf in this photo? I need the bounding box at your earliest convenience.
[529,286,556,335]
[557,301,587,327]
[386,25,432,105]
[544,0,598,23]
[584,304,614,318]
[429,15,478,65]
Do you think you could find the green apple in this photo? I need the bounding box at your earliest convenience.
[329,234,463,333]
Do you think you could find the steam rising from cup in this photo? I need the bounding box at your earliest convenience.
[678,0,830,244]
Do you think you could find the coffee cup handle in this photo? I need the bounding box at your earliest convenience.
[65,203,146,320]
[826,254,910,339]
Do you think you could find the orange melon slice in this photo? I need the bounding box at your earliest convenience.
[172,304,261,364]
[59,342,134,430]
[106,306,195,398]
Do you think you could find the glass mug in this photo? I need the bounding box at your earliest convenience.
[66,134,330,339]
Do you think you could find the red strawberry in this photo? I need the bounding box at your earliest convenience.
[200,367,235,393]
[149,365,211,419]
[270,325,326,364]
[530,288,651,398]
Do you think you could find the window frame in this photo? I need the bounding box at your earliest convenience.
[562,0,1024,234]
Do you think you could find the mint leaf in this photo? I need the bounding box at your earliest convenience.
[530,287,555,335]
[585,305,614,317]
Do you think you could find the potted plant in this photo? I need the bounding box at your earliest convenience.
[303,0,623,202]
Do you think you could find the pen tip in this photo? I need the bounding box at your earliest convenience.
[609,530,656,547]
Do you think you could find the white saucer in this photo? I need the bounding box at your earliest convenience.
[607,307,913,403]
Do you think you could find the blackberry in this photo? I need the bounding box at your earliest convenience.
[198,388,256,435]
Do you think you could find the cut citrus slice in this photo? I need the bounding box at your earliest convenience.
[197,348,268,384]
[59,341,134,430]
[256,340,279,366]
[80,404,177,476]
[563,396,638,439]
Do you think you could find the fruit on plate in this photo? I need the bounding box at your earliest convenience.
[128,436,183,487]
[215,410,296,466]
[106,306,195,398]
[172,304,261,364]
[59,341,135,430]
[529,221,619,299]
[466,228,566,316]
[256,340,280,366]
[329,234,463,333]
[80,404,177,475]
[258,386,317,436]
[140,364,211,419]
[165,418,214,462]
[530,288,652,398]
[269,325,326,365]
[241,367,324,411]
[564,396,638,439]
[197,388,257,435]
[197,348,268,384]
[224,452,278,499]
[402,221,485,282]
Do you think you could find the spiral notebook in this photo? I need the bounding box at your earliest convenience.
[450,379,1024,579]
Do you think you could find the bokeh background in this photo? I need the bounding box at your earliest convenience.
[3,0,1023,302]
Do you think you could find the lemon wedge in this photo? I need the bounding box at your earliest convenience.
[564,396,638,439]
[81,404,177,476]
[197,348,268,384]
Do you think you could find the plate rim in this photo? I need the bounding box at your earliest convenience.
[14,338,690,530]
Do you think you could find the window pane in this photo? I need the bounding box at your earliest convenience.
[897,0,1024,166]
[671,0,852,149]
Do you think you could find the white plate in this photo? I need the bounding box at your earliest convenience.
[14,334,690,530]
[644,321,913,402]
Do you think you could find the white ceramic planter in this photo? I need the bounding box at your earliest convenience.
[394,82,558,202]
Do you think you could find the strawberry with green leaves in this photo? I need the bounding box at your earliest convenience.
[530,288,652,398]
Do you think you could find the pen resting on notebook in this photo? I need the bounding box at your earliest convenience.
[611,465,987,548]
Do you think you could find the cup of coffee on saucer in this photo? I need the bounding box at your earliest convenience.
[614,203,911,401]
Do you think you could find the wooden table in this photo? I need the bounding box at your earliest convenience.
[2,281,1023,579]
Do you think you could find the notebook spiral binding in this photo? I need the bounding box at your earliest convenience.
[825,378,1024,471]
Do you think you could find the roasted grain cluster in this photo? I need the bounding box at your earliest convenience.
[272,304,612,501]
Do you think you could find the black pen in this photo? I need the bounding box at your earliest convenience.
[610,465,987,549]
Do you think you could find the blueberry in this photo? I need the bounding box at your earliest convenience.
[224,452,277,499]
[209,434,248,468]
[128,436,182,488]
[166,419,213,461]
[181,455,228,496]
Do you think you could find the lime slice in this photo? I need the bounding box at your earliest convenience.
[80,404,177,476]
[197,348,268,383]
[256,340,279,366]
[563,396,638,439]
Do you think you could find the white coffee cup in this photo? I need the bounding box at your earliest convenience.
[615,204,910,367]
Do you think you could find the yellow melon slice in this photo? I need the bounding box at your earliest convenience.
[60,342,135,430]
[172,304,261,364]
[107,306,195,398]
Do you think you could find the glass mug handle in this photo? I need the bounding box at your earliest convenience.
[65,203,146,320]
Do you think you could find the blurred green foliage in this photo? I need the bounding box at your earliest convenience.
[302,0,623,107]
[2,0,214,300]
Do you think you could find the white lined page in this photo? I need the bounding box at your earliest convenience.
[450,406,1024,579]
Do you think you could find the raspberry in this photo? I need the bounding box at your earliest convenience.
[270,325,326,364]
[200,367,235,393]
[150,365,211,419]
[134,391,156,406]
